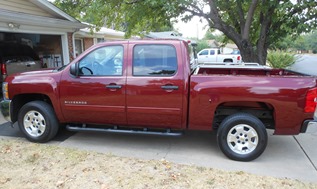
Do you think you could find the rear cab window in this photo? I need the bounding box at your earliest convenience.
[132,44,177,76]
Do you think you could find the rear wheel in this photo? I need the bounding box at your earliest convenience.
[217,113,267,161]
[18,101,59,143]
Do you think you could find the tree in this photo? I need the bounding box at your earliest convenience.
[54,0,174,32]
[203,30,225,43]
[305,30,317,53]
[196,40,209,52]
[204,30,216,40]
[54,0,317,64]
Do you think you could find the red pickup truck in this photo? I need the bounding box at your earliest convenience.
[1,39,317,161]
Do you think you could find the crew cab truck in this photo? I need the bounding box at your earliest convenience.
[197,48,242,64]
[1,39,317,162]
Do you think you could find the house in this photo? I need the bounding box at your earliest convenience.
[206,40,239,54]
[74,26,126,57]
[0,0,88,67]
[0,0,126,68]
[145,31,182,39]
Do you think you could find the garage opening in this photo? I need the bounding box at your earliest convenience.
[0,32,64,68]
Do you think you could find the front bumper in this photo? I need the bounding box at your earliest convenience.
[301,120,317,133]
[0,99,11,122]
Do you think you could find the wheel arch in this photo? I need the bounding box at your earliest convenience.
[223,59,233,62]
[11,93,53,123]
[213,101,275,131]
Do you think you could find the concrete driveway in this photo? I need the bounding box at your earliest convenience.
[290,54,317,76]
[0,115,316,183]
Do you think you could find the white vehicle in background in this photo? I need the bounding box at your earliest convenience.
[197,48,242,64]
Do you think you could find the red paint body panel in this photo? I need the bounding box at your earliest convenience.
[5,40,317,135]
[125,41,185,128]
[189,74,316,134]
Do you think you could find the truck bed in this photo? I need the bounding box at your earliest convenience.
[193,64,308,77]
[189,64,317,135]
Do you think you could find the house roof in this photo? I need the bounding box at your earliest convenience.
[0,0,86,32]
[31,0,79,22]
[145,31,181,39]
[79,27,125,38]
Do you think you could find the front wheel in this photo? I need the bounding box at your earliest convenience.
[217,113,268,161]
[18,101,59,143]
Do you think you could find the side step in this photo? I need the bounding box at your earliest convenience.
[66,125,183,136]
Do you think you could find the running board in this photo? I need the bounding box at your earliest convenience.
[66,125,183,136]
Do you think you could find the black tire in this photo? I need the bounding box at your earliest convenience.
[217,113,268,161]
[18,101,59,143]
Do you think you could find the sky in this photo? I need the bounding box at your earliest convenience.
[174,16,209,40]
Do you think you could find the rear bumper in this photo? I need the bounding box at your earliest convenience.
[301,120,317,133]
[0,99,11,122]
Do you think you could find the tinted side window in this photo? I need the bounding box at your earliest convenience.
[78,45,123,76]
[133,45,177,76]
[210,50,215,55]
[199,50,208,56]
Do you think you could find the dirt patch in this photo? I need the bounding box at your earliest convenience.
[0,138,316,189]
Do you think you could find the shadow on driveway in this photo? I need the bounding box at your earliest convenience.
[0,122,74,142]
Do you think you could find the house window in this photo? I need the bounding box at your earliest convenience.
[75,39,83,56]
[97,38,105,43]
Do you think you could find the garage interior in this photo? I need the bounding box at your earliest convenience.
[0,32,63,68]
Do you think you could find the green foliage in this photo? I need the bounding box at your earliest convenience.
[54,0,176,36]
[267,51,297,69]
[305,30,317,53]
[196,40,209,52]
[53,0,317,63]
[270,30,317,53]
[204,30,216,40]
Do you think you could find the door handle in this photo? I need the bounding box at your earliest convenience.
[161,85,178,90]
[106,85,122,89]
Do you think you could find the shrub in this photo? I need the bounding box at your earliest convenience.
[267,50,298,69]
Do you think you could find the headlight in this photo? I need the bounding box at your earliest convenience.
[2,82,9,100]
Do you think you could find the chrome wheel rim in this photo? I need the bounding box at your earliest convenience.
[23,110,46,137]
[227,124,258,155]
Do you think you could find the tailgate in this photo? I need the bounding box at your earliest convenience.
[6,60,42,75]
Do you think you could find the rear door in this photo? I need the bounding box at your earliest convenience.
[126,42,184,129]
[208,49,217,62]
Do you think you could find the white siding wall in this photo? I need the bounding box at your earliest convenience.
[0,0,54,17]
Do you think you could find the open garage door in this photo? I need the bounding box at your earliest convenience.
[0,32,63,68]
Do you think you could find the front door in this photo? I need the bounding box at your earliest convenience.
[197,49,209,63]
[126,43,184,129]
[60,44,127,125]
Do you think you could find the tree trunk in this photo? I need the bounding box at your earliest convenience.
[236,40,259,64]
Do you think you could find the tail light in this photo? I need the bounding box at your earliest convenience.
[1,63,7,77]
[304,88,317,113]
[237,56,241,61]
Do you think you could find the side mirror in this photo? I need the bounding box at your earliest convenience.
[70,63,78,77]
[191,42,198,59]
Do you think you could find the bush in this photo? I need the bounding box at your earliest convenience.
[267,50,298,69]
